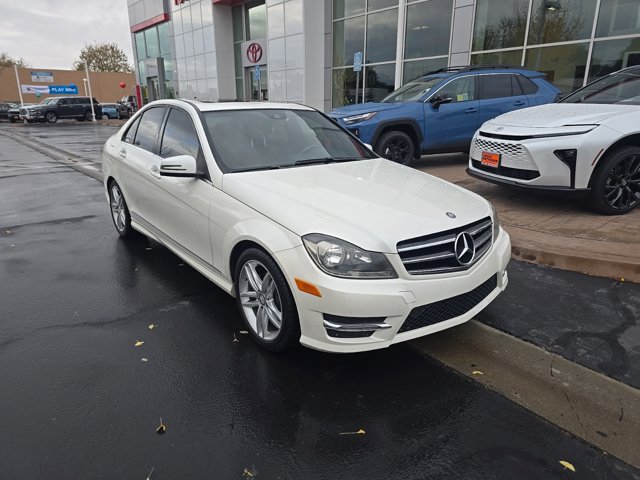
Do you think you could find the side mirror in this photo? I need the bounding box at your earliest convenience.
[430,94,453,108]
[160,155,203,178]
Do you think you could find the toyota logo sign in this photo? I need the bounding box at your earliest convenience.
[246,43,263,64]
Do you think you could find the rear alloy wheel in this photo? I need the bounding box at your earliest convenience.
[108,181,135,237]
[235,249,300,352]
[45,111,57,123]
[375,130,415,165]
[591,146,640,214]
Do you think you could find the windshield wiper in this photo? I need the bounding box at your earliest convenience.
[233,165,282,172]
[294,157,364,166]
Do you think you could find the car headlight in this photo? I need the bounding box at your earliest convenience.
[489,203,500,240]
[302,234,397,279]
[343,112,377,125]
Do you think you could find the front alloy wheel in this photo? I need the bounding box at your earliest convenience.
[235,249,300,351]
[591,146,640,214]
[45,112,57,123]
[375,130,415,166]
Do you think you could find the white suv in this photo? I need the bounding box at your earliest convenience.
[102,100,510,353]
[468,66,640,214]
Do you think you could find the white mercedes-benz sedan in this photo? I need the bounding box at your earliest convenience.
[468,66,640,215]
[102,99,510,353]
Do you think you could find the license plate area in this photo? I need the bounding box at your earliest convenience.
[481,151,500,168]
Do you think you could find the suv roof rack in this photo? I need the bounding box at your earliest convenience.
[423,64,521,76]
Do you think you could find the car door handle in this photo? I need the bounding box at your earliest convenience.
[119,149,127,158]
[465,108,478,113]
[513,101,526,106]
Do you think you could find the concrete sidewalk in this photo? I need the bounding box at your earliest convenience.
[415,154,640,283]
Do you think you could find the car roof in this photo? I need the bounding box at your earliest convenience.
[147,99,316,112]
[415,65,545,82]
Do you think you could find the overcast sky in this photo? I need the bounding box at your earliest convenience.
[0,0,134,70]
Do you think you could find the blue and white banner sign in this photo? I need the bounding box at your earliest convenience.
[21,85,79,95]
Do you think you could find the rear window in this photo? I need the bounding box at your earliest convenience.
[478,74,513,99]
[516,75,539,94]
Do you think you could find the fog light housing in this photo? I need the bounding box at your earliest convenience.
[554,149,577,188]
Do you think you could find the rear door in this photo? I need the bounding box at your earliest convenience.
[477,74,529,126]
[57,98,73,118]
[147,107,214,265]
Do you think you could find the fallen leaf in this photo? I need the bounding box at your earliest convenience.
[141,358,148,362]
[156,418,166,435]
[146,466,155,480]
[6,230,11,234]
[239,330,249,335]
[472,370,484,375]
[339,428,365,435]
[243,466,258,477]
[148,324,157,330]
[559,460,575,472]
[134,340,144,347]
[621,277,625,282]
[233,333,239,343]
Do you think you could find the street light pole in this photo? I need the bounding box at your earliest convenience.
[84,62,96,122]
[82,78,88,96]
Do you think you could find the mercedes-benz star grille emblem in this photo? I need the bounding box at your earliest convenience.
[454,232,476,266]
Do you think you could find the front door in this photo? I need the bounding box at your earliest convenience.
[245,66,268,101]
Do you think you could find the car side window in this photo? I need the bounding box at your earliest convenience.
[511,75,523,96]
[516,75,539,94]
[478,74,513,100]
[122,115,142,145]
[59,99,68,105]
[439,76,476,103]
[133,107,167,152]
[160,108,209,177]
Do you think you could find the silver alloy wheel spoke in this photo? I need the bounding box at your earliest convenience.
[238,260,283,342]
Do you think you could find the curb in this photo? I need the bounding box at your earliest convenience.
[411,320,640,469]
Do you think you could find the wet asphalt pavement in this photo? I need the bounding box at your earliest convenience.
[1,123,639,479]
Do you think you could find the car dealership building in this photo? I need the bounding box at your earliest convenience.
[127,0,640,111]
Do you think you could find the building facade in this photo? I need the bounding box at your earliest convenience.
[127,0,640,111]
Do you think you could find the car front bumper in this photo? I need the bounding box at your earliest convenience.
[274,228,511,353]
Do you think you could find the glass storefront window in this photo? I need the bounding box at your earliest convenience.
[232,6,244,42]
[158,23,171,55]
[333,0,366,19]
[145,28,160,58]
[135,31,146,60]
[525,42,589,93]
[527,0,596,45]
[405,0,453,59]
[236,78,245,101]
[332,68,358,107]
[366,9,398,63]
[246,2,267,40]
[403,57,448,83]
[368,0,398,11]
[234,43,243,77]
[589,37,640,82]
[364,63,396,102]
[596,0,640,38]
[333,16,365,67]
[470,49,523,66]
[473,0,529,51]
[138,61,146,84]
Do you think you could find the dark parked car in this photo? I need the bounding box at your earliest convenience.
[0,102,18,121]
[20,96,102,123]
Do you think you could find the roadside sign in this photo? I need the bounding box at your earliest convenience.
[255,65,261,81]
[353,52,363,72]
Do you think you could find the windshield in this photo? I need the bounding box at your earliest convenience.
[38,98,55,105]
[381,77,442,103]
[561,68,640,105]
[203,109,375,172]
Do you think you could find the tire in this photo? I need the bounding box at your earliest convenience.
[108,180,135,238]
[590,146,640,215]
[375,130,415,165]
[234,248,300,352]
[102,114,108,120]
[45,111,57,123]
[84,110,94,121]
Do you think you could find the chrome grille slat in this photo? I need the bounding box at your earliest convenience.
[397,217,493,275]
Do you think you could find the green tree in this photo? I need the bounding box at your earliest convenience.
[73,42,133,73]
[0,52,30,68]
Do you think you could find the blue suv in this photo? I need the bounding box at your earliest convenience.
[329,66,561,165]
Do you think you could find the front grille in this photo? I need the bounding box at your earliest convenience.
[474,137,524,157]
[471,159,540,180]
[398,274,498,333]
[397,217,492,275]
